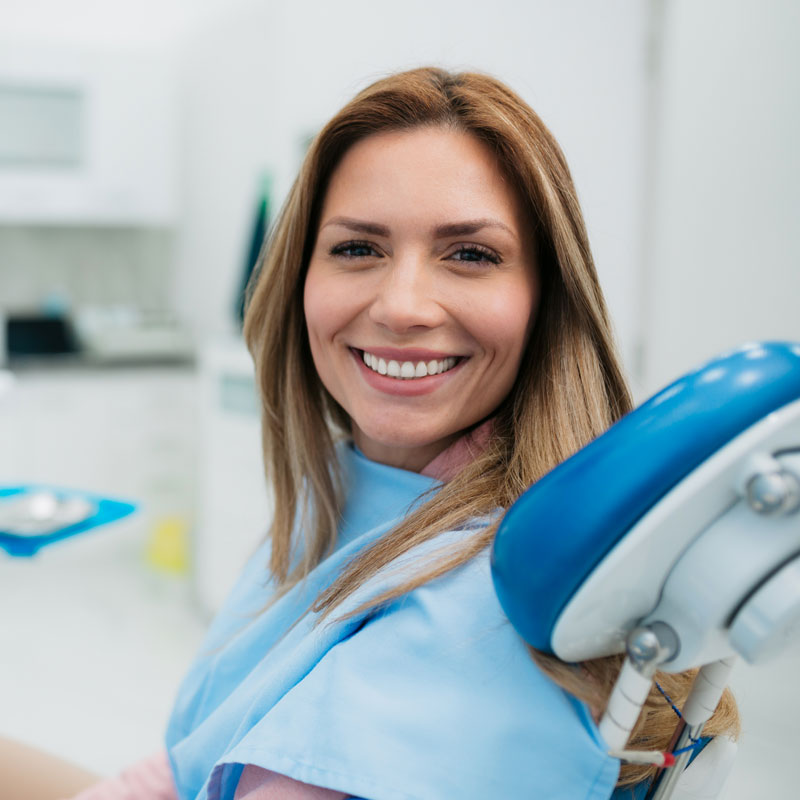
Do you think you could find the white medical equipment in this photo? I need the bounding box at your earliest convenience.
[492,341,800,799]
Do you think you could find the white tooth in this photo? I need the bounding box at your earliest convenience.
[369,353,377,368]
[415,361,427,378]
[446,357,456,370]
[378,358,387,375]
[362,351,369,366]
[400,361,415,379]
[387,360,400,377]
[427,359,438,375]
[436,359,445,374]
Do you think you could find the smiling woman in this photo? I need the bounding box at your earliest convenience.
[304,127,538,471]
[33,66,737,800]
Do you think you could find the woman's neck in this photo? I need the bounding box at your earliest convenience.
[351,420,493,479]
[350,431,462,474]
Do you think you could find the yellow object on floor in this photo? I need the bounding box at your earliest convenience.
[146,515,189,574]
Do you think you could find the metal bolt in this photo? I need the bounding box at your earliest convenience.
[746,469,800,516]
[627,627,661,665]
[626,622,679,677]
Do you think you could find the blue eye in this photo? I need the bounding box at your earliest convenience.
[330,240,379,259]
[450,245,501,265]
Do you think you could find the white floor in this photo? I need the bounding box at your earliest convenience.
[1,520,798,797]
[0,519,207,777]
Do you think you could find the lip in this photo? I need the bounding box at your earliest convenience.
[355,346,465,361]
[350,347,467,397]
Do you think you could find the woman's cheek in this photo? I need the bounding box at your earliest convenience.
[304,268,337,341]
[478,287,537,359]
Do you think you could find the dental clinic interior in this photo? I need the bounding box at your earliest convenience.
[0,1,797,797]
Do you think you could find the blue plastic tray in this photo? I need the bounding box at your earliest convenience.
[0,486,137,557]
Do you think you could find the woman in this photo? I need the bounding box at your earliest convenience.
[175,66,738,799]
[7,67,737,800]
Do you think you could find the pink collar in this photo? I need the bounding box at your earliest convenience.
[420,420,493,482]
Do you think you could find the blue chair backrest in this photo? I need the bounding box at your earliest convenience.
[491,342,800,653]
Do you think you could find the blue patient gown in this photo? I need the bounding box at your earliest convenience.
[166,445,621,800]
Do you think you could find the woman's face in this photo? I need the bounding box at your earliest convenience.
[304,126,539,472]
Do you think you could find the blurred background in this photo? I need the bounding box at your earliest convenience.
[0,0,797,795]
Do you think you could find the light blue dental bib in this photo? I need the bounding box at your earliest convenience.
[166,445,619,800]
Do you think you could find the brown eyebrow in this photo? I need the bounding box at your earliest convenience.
[323,217,391,236]
[321,216,516,240]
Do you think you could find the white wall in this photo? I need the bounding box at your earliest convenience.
[640,9,800,795]
[172,0,650,370]
[640,0,800,396]
[0,0,230,48]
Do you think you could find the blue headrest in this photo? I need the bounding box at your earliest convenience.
[491,342,800,653]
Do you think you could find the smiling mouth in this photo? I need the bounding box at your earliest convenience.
[358,349,462,380]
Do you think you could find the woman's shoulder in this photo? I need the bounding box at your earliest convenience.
[212,531,618,800]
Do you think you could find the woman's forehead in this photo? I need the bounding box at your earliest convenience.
[317,127,527,239]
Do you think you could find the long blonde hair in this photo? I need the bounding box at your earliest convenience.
[243,67,738,787]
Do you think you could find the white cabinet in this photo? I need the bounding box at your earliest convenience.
[194,338,273,615]
[0,353,271,616]
[0,44,179,225]
[0,365,198,554]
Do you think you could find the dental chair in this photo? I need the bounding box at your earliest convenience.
[492,341,800,799]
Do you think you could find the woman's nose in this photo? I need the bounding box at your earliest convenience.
[368,257,446,333]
